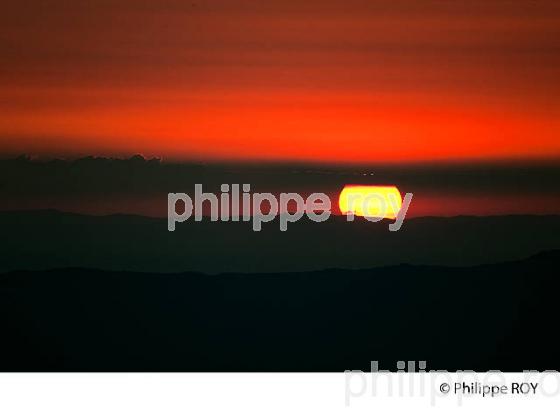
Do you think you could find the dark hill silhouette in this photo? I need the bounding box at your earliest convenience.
[1,210,559,273]
[1,251,559,371]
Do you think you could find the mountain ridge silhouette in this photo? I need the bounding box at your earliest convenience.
[1,210,559,273]
[1,250,558,371]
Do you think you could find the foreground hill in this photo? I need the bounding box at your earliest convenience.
[1,210,560,272]
[0,251,558,371]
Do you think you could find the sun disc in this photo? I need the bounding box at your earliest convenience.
[338,185,402,219]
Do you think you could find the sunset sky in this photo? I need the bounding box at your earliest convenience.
[2,0,560,163]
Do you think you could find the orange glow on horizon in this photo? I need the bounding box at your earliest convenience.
[339,185,403,220]
[1,89,559,162]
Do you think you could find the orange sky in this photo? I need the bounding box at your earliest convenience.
[1,0,560,162]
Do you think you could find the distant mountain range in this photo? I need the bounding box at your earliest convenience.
[1,250,558,371]
[1,210,559,273]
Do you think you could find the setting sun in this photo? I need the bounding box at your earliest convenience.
[339,185,403,220]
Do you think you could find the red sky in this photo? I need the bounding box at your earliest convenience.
[1,0,560,163]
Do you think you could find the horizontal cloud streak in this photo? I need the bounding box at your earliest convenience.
[1,156,559,217]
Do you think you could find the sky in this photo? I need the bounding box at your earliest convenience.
[1,0,560,163]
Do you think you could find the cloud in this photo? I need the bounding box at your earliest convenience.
[1,155,559,197]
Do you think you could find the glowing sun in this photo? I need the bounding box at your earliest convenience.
[338,185,403,220]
